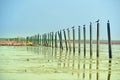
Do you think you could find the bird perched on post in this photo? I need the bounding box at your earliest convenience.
[72,26,74,29]
[96,19,100,23]
[83,24,85,27]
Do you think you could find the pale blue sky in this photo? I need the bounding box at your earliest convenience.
[0,0,120,40]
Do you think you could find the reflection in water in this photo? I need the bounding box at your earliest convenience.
[67,51,71,68]
[83,57,86,80]
[89,58,92,80]
[72,54,75,75]
[25,46,114,80]
[96,58,100,80]
[107,59,112,80]
[63,50,68,67]
[58,49,63,68]
[55,48,57,60]
[77,54,80,80]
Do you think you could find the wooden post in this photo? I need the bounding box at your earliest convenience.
[50,32,52,47]
[72,26,75,54]
[40,35,41,45]
[67,28,71,52]
[52,32,54,48]
[107,20,112,58]
[55,32,58,48]
[60,30,63,50]
[96,20,100,58]
[90,22,92,58]
[58,30,63,50]
[83,25,86,57]
[58,31,61,49]
[63,29,68,51]
[38,34,39,45]
[78,26,81,55]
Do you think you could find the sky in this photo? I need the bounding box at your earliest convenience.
[0,0,120,40]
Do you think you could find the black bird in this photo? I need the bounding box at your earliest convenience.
[96,19,100,23]
[72,26,74,29]
[83,24,85,27]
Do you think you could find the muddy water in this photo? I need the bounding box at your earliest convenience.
[0,44,120,80]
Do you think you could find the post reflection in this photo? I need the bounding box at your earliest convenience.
[63,50,68,68]
[96,58,100,80]
[83,57,86,80]
[107,59,112,80]
[77,54,80,80]
[72,53,75,75]
[67,50,71,69]
[58,48,63,68]
[89,58,92,80]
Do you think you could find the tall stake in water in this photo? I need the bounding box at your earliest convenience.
[83,25,86,58]
[90,22,92,58]
[78,26,81,55]
[107,20,112,58]
[67,28,71,52]
[63,29,68,51]
[50,32,52,47]
[40,35,41,45]
[55,32,58,48]
[52,32,54,48]
[72,26,75,54]
[96,20,100,58]
[60,30,63,50]
[38,34,39,45]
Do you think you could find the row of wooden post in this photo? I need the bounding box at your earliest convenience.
[26,20,112,58]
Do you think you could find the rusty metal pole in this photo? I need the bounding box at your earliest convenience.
[107,20,112,58]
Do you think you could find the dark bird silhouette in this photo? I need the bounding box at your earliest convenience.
[96,19,100,23]
[72,26,74,29]
[83,24,85,27]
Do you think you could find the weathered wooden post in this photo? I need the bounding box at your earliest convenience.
[38,34,39,45]
[52,32,54,48]
[63,29,68,51]
[48,33,49,46]
[50,32,52,47]
[58,31,61,49]
[39,35,41,45]
[60,30,63,50]
[107,20,112,58]
[90,22,92,58]
[72,26,75,54]
[83,25,86,57]
[96,20,100,58]
[78,26,81,55]
[55,32,58,48]
[67,28,71,52]
[58,30,63,50]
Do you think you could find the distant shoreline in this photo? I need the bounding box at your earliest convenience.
[0,40,120,46]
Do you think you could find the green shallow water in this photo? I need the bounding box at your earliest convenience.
[0,44,120,80]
